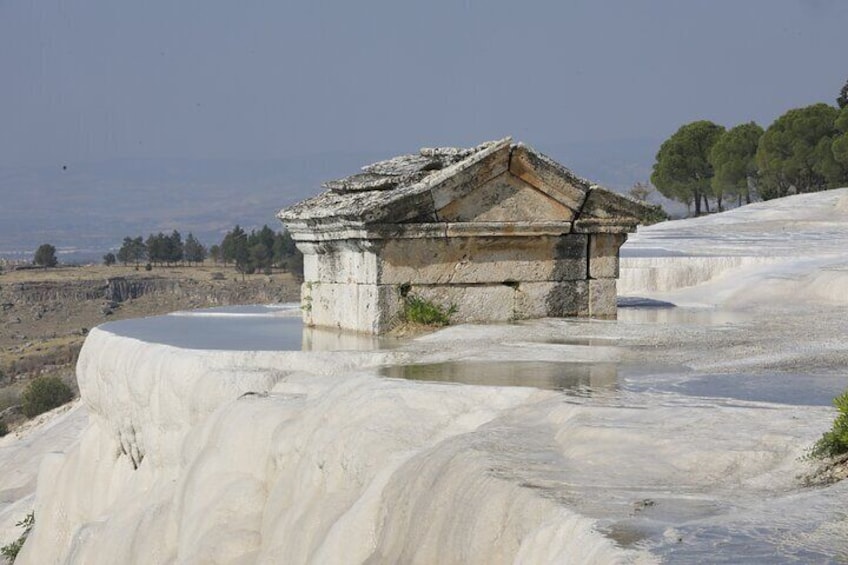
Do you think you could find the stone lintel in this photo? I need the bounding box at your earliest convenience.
[444,221,572,238]
[291,221,575,244]
[572,219,638,234]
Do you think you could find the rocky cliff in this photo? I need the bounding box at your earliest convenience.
[0,269,301,384]
[1,275,295,308]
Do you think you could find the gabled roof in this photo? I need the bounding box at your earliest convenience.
[278,138,649,238]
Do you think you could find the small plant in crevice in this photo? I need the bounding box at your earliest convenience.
[1,512,34,563]
[402,295,457,327]
[808,390,848,460]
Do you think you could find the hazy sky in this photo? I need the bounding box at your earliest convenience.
[2,0,846,168]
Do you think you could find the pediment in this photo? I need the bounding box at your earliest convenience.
[508,144,590,213]
[279,138,651,237]
[437,172,577,222]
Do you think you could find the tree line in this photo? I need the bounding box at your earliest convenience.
[651,78,848,215]
[211,224,302,276]
[106,225,302,275]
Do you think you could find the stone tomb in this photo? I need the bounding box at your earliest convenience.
[278,138,648,334]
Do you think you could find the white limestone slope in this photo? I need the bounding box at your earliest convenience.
[0,403,86,551]
[18,329,642,564]
[620,187,848,306]
[9,188,848,564]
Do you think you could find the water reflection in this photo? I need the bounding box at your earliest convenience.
[302,326,397,351]
[103,315,305,351]
[536,337,618,347]
[381,360,618,392]
[672,373,848,407]
[101,306,395,352]
[618,306,744,325]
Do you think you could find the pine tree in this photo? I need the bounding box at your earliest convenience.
[183,233,207,264]
[33,244,58,268]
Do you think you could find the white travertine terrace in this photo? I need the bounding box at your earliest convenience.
[7,188,848,563]
[620,187,848,306]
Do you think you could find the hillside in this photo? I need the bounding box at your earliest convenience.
[0,264,300,431]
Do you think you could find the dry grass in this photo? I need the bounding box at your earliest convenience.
[0,335,83,380]
[0,263,241,283]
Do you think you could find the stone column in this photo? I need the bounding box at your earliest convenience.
[587,233,628,318]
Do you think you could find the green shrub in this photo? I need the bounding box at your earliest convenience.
[1,512,33,563]
[403,296,457,327]
[21,376,73,418]
[0,421,8,437]
[809,391,848,459]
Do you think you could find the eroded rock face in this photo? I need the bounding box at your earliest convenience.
[279,138,649,333]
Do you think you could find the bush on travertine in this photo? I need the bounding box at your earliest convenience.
[402,296,457,327]
[21,376,73,418]
[809,390,848,459]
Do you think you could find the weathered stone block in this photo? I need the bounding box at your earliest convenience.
[588,279,617,318]
[588,233,627,279]
[302,253,320,283]
[515,281,589,318]
[406,284,516,324]
[301,247,379,284]
[302,282,399,333]
[378,235,587,285]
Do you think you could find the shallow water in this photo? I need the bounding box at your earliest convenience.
[101,304,396,351]
[101,305,842,407]
[381,360,619,392]
[643,372,848,407]
[618,303,746,325]
[102,311,306,350]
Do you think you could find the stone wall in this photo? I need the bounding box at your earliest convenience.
[281,138,645,334]
[300,231,626,333]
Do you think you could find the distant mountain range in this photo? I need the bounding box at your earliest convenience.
[0,138,663,262]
